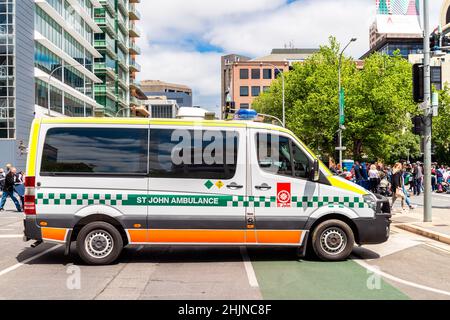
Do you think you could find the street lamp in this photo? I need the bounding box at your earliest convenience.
[260,62,287,127]
[47,63,87,117]
[337,37,357,169]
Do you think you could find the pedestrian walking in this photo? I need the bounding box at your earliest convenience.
[0,168,5,191]
[0,167,22,212]
[14,171,25,210]
[391,163,406,213]
[413,163,423,196]
[368,164,379,193]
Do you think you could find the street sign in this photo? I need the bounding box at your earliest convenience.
[335,147,347,151]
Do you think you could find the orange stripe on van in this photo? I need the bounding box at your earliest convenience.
[127,229,148,243]
[41,227,67,242]
[245,230,257,243]
[148,229,246,243]
[256,230,302,244]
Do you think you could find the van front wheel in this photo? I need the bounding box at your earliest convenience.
[76,222,123,265]
[311,220,354,261]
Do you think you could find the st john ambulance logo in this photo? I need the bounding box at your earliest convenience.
[277,183,291,208]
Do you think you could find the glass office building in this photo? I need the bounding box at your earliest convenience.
[94,0,143,117]
[34,0,102,117]
[0,0,102,170]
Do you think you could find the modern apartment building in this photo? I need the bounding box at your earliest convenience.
[93,0,143,117]
[140,80,193,107]
[0,0,103,170]
[220,49,318,119]
[145,96,179,119]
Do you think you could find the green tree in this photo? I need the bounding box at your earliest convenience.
[252,37,420,163]
[433,86,450,164]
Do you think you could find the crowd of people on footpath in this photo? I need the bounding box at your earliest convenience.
[330,161,450,214]
[0,164,25,213]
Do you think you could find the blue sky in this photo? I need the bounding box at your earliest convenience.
[136,0,441,114]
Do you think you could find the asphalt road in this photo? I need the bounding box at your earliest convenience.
[0,198,449,300]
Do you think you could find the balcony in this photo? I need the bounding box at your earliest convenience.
[94,40,116,59]
[95,84,116,100]
[117,0,128,16]
[117,14,128,35]
[129,42,141,55]
[128,5,141,20]
[99,0,115,15]
[129,59,141,72]
[94,15,115,37]
[117,76,128,90]
[94,62,116,78]
[129,23,141,38]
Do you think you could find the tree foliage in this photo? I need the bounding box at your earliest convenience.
[252,37,420,163]
[433,86,450,164]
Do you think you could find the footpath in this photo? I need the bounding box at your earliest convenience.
[391,202,450,245]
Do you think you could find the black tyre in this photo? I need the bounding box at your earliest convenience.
[76,221,123,265]
[311,219,355,261]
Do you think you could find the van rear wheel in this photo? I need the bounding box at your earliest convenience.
[311,219,354,261]
[76,222,123,265]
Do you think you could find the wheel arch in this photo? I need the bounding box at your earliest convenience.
[306,213,360,244]
[70,214,129,246]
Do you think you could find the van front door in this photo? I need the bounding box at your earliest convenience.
[146,125,248,245]
[249,129,319,245]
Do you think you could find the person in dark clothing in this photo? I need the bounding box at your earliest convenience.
[0,167,22,212]
[391,163,405,212]
[354,161,363,184]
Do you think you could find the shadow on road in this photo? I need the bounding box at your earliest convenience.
[15,244,380,266]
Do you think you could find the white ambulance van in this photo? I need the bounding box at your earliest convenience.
[23,112,391,265]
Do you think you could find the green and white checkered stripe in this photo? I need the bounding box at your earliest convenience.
[36,193,125,206]
[36,193,368,209]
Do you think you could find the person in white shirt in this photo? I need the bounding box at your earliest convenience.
[368,164,379,193]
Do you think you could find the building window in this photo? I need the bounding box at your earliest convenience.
[239,69,249,79]
[240,104,249,109]
[0,0,15,139]
[275,68,282,78]
[263,86,270,92]
[251,86,261,97]
[240,86,249,97]
[263,69,272,79]
[251,69,260,79]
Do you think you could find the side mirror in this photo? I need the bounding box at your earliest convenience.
[310,159,320,182]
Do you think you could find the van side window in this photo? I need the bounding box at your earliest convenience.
[149,129,238,180]
[256,133,292,177]
[256,133,311,179]
[41,128,149,175]
[292,144,310,179]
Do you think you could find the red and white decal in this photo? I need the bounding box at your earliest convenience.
[277,183,291,208]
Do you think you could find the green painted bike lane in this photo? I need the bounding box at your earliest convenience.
[250,258,409,300]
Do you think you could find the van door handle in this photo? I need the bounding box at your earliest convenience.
[255,183,272,190]
[227,182,243,190]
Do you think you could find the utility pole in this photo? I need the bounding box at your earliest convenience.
[423,0,432,222]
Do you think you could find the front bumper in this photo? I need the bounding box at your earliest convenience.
[355,196,392,245]
[23,215,42,242]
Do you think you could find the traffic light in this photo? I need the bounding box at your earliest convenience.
[412,64,424,103]
[412,115,424,136]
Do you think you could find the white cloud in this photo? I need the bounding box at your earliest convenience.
[135,0,443,111]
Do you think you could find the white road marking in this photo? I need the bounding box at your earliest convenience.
[0,229,14,231]
[354,258,450,297]
[0,245,62,278]
[0,235,23,239]
[240,247,259,288]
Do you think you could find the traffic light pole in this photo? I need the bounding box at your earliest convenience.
[423,0,432,222]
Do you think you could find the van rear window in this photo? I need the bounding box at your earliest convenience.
[40,127,148,175]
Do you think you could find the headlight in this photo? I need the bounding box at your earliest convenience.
[363,194,377,210]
